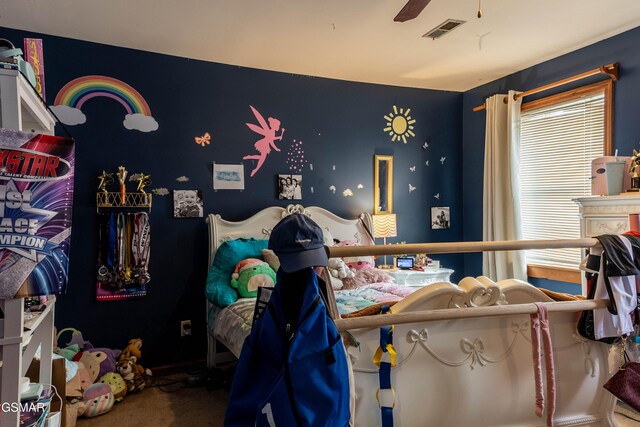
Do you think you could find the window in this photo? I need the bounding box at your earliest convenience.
[519,80,612,282]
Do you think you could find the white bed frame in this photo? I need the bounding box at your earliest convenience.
[206,204,374,366]
[206,204,617,426]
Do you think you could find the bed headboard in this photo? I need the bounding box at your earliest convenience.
[206,204,374,268]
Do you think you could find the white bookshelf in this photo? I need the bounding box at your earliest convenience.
[0,69,57,427]
[573,194,640,295]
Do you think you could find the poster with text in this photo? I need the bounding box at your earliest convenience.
[0,128,74,298]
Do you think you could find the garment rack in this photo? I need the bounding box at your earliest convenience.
[327,237,604,331]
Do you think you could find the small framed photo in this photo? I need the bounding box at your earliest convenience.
[431,206,450,229]
[173,190,203,218]
[213,163,245,190]
[277,174,302,200]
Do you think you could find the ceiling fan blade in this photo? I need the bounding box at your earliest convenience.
[394,0,432,22]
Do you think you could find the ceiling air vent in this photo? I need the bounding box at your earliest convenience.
[422,19,466,40]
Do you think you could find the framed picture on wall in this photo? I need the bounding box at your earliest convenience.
[431,206,450,229]
[173,190,203,218]
[277,174,302,200]
[213,163,245,190]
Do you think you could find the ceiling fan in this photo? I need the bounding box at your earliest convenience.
[394,0,432,22]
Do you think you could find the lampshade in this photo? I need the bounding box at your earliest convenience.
[372,214,397,238]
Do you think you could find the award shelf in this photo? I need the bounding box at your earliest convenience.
[96,191,152,212]
[0,67,57,427]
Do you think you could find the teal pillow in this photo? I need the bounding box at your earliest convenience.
[205,238,268,307]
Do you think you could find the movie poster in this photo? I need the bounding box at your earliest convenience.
[0,128,74,298]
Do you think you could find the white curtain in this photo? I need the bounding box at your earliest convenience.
[482,90,527,281]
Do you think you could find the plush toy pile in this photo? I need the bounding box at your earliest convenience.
[54,328,153,419]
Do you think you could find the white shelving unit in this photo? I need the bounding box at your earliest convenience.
[573,194,640,295]
[0,68,57,427]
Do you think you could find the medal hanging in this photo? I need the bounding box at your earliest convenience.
[96,214,111,283]
[116,212,126,288]
[132,212,151,285]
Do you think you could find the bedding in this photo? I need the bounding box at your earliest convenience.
[209,275,423,358]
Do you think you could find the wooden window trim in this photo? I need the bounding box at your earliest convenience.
[521,79,613,155]
[527,264,581,284]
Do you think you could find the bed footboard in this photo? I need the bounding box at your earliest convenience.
[341,278,617,427]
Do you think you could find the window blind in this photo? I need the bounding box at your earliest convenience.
[520,92,605,269]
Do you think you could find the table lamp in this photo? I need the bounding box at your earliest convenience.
[372,213,397,269]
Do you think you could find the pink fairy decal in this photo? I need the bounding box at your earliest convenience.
[242,106,285,177]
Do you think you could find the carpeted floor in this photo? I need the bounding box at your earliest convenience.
[77,372,640,427]
[76,373,227,427]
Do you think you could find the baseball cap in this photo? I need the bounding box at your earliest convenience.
[268,213,328,273]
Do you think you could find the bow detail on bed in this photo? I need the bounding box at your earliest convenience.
[461,337,487,369]
[408,328,428,343]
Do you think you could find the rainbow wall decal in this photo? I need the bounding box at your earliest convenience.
[51,75,158,132]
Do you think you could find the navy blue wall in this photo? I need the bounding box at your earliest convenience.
[462,26,640,293]
[1,28,463,366]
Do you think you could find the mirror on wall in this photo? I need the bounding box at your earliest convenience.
[374,155,393,214]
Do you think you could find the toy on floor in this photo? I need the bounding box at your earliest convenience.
[99,372,128,402]
[230,258,276,297]
[66,361,93,399]
[77,347,121,382]
[116,356,152,393]
[57,327,92,350]
[81,383,114,417]
[119,338,142,362]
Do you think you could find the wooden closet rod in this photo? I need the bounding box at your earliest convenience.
[327,237,598,258]
[472,63,618,112]
[334,299,608,331]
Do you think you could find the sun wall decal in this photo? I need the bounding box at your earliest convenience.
[383,105,416,143]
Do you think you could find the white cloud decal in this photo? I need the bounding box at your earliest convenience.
[49,105,86,126]
[123,113,159,132]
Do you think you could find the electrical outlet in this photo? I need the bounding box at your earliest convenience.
[180,320,192,337]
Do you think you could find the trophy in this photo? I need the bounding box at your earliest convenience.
[97,171,114,193]
[117,166,128,205]
[136,173,152,194]
[630,150,640,191]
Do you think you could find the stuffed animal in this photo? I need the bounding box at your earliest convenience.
[335,240,375,271]
[99,372,128,402]
[56,327,92,351]
[81,383,114,417]
[56,343,80,360]
[116,356,152,393]
[230,258,276,298]
[66,361,93,399]
[328,258,355,280]
[119,338,142,362]
[78,348,122,382]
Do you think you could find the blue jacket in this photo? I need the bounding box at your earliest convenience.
[224,268,350,426]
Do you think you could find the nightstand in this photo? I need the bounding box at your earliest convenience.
[384,268,454,287]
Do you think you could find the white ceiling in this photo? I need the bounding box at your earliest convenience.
[3,0,640,91]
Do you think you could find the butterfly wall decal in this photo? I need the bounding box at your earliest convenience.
[422,141,429,150]
[195,132,211,147]
[329,185,336,194]
[440,157,446,164]
[434,193,440,200]
[410,166,416,172]
[425,160,430,167]
[409,184,416,193]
